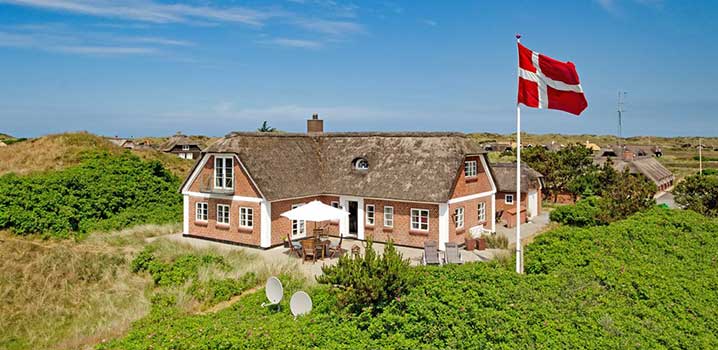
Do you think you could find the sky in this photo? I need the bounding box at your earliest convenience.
[0,0,716,138]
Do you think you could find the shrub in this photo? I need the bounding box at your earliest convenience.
[131,246,228,286]
[674,173,718,217]
[317,240,415,314]
[0,151,181,238]
[485,233,509,249]
[189,273,257,305]
[549,196,602,226]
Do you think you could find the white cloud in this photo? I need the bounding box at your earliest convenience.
[261,37,323,49]
[165,104,399,123]
[294,18,364,36]
[422,19,437,27]
[0,28,164,56]
[53,45,157,55]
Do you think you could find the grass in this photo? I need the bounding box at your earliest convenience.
[0,224,305,350]
[0,132,197,178]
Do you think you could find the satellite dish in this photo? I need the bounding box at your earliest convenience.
[261,276,284,309]
[290,291,313,319]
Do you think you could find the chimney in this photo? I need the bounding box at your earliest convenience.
[622,148,634,161]
[307,113,324,134]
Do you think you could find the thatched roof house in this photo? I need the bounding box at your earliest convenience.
[489,162,544,220]
[180,115,498,250]
[594,151,674,191]
[163,132,203,159]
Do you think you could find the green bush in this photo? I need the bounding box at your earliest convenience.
[549,196,602,226]
[131,247,227,286]
[189,273,257,305]
[102,209,718,349]
[317,240,415,314]
[0,151,181,238]
[674,173,718,217]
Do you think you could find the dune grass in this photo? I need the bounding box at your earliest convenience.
[0,224,303,350]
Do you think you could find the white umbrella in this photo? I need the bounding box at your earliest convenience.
[280,200,348,222]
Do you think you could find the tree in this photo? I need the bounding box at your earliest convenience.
[522,143,594,201]
[674,174,718,217]
[257,121,276,132]
[596,170,657,223]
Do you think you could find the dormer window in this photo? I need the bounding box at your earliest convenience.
[353,158,369,170]
[182,144,190,151]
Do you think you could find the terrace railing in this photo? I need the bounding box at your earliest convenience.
[198,174,234,195]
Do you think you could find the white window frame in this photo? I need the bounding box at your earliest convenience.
[214,156,234,190]
[410,208,429,232]
[478,202,486,223]
[464,160,477,177]
[505,194,514,205]
[196,202,208,222]
[182,144,190,151]
[383,206,394,228]
[217,204,230,225]
[366,204,375,226]
[454,207,464,229]
[239,207,253,228]
[291,203,306,238]
[354,158,369,170]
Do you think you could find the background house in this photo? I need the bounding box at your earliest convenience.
[163,132,203,159]
[180,115,497,250]
[107,137,135,149]
[490,162,544,227]
[594,147,674,192]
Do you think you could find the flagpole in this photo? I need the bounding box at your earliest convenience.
[515,34,523,274]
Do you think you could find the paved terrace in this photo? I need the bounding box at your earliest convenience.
[158,233,506,279]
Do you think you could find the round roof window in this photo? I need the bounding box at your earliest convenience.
[353,158,369,170]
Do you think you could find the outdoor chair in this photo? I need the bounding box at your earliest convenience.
[300,239,321,264]
[287,235,303,258]
[495,210,504,223]
[444,242,464,265]
[328,235,344,258]
[422,240,442,265]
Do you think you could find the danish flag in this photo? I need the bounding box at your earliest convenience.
[517,43,588,116]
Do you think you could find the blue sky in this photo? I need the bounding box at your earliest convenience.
[0,0,716,138]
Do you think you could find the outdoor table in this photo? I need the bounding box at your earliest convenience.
[318,239,331,259]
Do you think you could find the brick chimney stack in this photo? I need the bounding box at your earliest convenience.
[622,148,634,161]
[307,113,324,134]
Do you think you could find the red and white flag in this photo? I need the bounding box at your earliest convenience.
[517,43,587,116]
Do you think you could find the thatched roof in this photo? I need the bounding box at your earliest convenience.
[490,162,543,192]
[163,133,201,152]
[594,156,673,184]
[201,132,486,202]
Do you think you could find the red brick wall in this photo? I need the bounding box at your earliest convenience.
[270,195,340,246]
[450,155,493,199]
[363,199,439,248]
[187,196,262,246]
[448,197,492,244]
[188,154,262,198]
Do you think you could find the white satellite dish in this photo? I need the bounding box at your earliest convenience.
[290,291,313,319]
[261,276,284,309]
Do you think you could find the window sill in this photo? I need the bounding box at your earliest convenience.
[195,220,208,226]
[216,224,230,230]
[238,226,253,233]
[455,227,465,234]
[365,224,375,229]
[409,230,429,236]
[383,227,393,232]
[465,177,478,183]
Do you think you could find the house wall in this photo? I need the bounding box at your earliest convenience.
[450,155,494,199]
[362,199,440,248]
[448,197,492,244]
[187,154,262,198]
[187,196,262,246]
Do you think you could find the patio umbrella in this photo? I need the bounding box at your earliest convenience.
[280,200,348,222]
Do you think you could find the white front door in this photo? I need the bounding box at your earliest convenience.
[527,190,538,219]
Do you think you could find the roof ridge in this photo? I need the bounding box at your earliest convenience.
[224,131,469,138]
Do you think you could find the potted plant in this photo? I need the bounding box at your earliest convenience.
[464,236,476,250]
[477,234,487,250]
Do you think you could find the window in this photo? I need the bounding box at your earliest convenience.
[291,204,306,237]
[411,209,429,231]
[366,204,375,225]
[331,201,340,209]
[505,194,514,204]
[239,207,253,228]
[217,204,230,225]
[196,202,208,222]
[214,156,233,189]
[464,160,477,177]
[384,206,394,228]
[353,158,369,170]
[454,207,464,229]
[478,202,486,222]
[182,144,190,151]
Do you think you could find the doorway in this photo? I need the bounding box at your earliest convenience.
[348,201,358,235]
